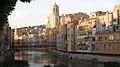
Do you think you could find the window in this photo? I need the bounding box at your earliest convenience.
[103,44,106,50]
[98,36,103,40]
[92,37,95,41]
[53,8,56,12]
[116,35,119,40]
[116,26,119,30]
[95,36,98,40]
[109,35,114,40]
[108,44,111,46]
[113,19,117,22]
[105,37,108,40]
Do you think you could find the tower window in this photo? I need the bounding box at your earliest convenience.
[53,8,56,12]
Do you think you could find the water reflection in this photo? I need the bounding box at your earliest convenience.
[14,50,104,67]
[67,59,104,67]
[14,50,56,67]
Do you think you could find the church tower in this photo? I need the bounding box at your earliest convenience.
[52,3,59,28]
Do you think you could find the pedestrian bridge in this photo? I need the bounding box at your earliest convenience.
[14,44,56,50]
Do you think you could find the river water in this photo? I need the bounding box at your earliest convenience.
[14,50,104,67]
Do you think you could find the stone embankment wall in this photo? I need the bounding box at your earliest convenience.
[50,49,120,63]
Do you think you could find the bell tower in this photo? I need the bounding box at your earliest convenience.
[52,3,59,28]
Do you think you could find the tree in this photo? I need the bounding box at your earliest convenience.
[0,0,33,29]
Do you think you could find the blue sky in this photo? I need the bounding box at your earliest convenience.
[8,0,120,28]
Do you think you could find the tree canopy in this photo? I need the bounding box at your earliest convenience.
[0,0,33,29]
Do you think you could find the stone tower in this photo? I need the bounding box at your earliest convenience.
[52,3,59,28]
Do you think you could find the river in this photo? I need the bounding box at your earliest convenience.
[14,50,104,67]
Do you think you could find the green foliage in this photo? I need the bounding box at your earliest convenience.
[0,0,17,22]
[0,0,33,29]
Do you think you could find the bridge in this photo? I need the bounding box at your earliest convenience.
[14,42,56,50]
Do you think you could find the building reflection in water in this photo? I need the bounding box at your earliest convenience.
[14,50,57,67]
[67,59,104,67]
[14,50,104,67]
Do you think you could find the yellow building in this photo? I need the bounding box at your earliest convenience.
[113,4,120,25]
[94,4,120,55]
[90,11,113,33]
[95,32,120,54]
[14,28,24,46]
[14,28,23,40]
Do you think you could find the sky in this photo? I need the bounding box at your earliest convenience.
[8,0,120,28]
